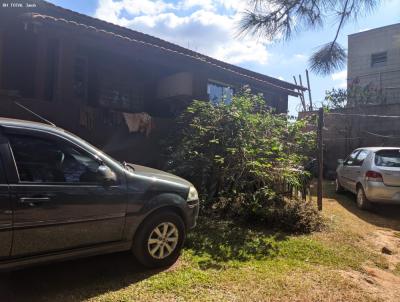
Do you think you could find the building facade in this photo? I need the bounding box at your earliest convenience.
[348,23,400,105]
[0,0,303,167]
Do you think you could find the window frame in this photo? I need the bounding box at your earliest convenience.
[371,51,387,68]
[4,127,117,186]
[207,80,234,105]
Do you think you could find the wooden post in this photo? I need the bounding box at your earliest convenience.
[293,76,306,111]
[305,69,313,111]
[298,75,307,111]
[317,108,324,211]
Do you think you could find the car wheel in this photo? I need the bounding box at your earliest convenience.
[133,211,185,268]
[356,186,371,210]
[335,178,344,193]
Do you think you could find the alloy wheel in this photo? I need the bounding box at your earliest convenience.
[147,222,179,259]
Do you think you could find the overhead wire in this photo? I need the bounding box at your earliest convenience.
[325,112,400,118]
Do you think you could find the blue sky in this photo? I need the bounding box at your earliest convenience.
[47,0,400,115]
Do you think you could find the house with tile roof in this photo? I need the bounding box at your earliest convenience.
[0,0,305,166]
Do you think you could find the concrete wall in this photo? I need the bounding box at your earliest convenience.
[348,23,400,105]
[323,103,400,176]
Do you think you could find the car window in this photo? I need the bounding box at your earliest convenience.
[8,133,110,184]
[344,150,360,166]
[354,150,369,166]
[375,149,400,167]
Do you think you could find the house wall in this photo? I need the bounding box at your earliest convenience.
[0,11,292,168]
[348,23,400,105]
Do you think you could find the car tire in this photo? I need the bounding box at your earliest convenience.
[335,178,345,193]
[133,210,186,268]
[356,186,371,210]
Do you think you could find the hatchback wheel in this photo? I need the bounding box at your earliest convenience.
[133,211,185,268]
[356,186,371,210]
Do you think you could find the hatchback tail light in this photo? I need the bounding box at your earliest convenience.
[365,171,383,182]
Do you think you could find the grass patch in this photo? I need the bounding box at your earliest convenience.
[185,217,370,271]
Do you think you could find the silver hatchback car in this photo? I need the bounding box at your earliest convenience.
[336,147,400,209]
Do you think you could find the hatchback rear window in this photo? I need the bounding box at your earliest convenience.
[375,149,400,167]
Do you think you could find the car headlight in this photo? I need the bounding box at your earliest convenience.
[187,186,199,202]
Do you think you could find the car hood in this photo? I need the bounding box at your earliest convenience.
[128,163,192,187]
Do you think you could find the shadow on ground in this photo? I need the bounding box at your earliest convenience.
[0,252,162,302]
[323,181,400,231]
[186,218,287,270]
[0,220,287,301]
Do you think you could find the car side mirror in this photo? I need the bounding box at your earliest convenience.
[337,159,344,165]
[98,165,117,186]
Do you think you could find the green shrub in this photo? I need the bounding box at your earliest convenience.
[164,89,321,233]
[213,189,322,233]
[266,198,323,233]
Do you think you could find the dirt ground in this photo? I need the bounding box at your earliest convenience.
[321,182,400,302]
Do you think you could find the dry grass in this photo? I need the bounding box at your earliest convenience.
[1,181,399,302]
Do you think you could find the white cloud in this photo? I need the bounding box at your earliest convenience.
[95,0,124,25]
[294,54,307,60]
[331,70,347,88]
[124,0,176,15]
[177,0,248,12]
[178,0,215,11]
[94,0,271,65]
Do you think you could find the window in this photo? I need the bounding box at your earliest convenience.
[8,134,109,183]
[207,82,234,105]
[354,150,369,166]
[375,149,400,167]
[344,150,360,166]
[371,52,387,68]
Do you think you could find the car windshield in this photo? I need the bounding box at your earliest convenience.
[375,149,400,167]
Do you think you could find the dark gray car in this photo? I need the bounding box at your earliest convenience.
[0,118,199,270]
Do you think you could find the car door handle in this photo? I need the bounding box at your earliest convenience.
[19,197,51,204]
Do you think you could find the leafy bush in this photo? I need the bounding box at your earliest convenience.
[165,89,321,233]
[213,189,323,234]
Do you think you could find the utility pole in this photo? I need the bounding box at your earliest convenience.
[317,108,324,211]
